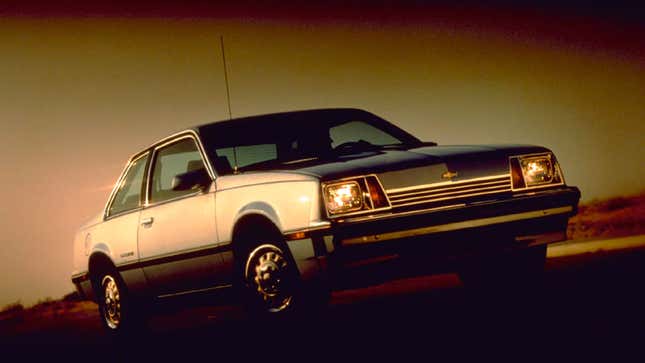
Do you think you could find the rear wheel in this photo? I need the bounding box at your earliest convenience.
[95,270,147,337]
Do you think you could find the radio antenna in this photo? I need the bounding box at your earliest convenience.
[220,35,233,120]
[220,35,239,172]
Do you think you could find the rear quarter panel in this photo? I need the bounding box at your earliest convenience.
[73,212,141,282]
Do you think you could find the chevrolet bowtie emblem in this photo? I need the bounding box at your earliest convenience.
[441,171,458,179]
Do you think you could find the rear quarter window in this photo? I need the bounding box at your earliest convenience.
[107,153,149,216]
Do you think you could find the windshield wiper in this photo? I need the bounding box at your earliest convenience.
[332,140,380,154]
[331,140,437,155]
[282,156,319,165]
[378,141,437,150]
[378,143,409,150]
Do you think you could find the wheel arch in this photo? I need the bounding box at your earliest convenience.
[87,252,118,302]
[235,202,283,233]
[231,213,284,258]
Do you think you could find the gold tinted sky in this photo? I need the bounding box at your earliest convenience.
[0,12,643,306]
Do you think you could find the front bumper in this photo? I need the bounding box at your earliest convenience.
[285,186,580,285]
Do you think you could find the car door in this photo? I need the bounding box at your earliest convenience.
[138,135,226,296]
[100,152,150,295]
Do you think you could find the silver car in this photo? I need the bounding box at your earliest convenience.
[71,108,580,335]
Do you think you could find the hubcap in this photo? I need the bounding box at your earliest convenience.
[245,244,293,313]
[101,275,121,329]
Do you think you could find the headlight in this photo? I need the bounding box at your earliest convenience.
[322,176,391,217]
[324,181,363,214]
[510,152,564,190]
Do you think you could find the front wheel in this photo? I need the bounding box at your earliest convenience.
[243,243,300,314]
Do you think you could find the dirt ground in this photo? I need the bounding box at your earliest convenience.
[3,193,644,358]
[2,236,645,360]
[567,193,645,240]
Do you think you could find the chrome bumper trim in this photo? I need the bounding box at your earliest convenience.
[71,272,89,284]
[338,203,466,224]
[342,206,573,245]
[516,231,567,246]
[283,221,332,237]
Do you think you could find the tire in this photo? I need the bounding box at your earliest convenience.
[95,270,147,338]
[239,234,332,315]
[459,244,547,292]
[240,242,302,317]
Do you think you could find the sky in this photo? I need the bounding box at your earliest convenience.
[1,2,644,307]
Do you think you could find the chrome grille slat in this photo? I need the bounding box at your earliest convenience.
[389,180,509,201]
[386,175,511,208]
[389,185,510,204]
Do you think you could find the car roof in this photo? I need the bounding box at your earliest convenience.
[134,108,379,161]
[191,107,374,131]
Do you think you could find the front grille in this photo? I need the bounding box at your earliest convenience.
[386,174,511,209]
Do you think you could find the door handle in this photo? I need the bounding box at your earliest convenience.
[141,217,154,226]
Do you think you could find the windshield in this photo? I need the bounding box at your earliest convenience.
[197,109,422,175]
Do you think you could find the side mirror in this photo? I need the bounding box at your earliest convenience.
[171,168,212,191]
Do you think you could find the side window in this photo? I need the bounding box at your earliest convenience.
[108,154,149,217]
[329,120,400,148]
[150,138,206,203]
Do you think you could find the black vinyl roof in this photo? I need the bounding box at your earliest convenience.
[193,108,372,132]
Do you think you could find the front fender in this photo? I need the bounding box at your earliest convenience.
[215,179,321,243]
[235,202,283,232]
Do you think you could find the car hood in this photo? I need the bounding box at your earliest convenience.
[282,144,550,190]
